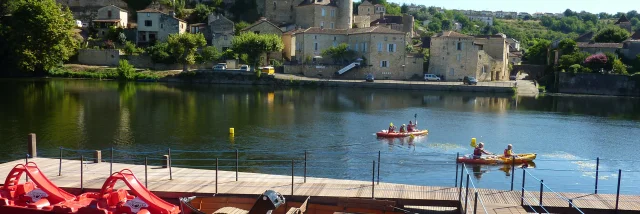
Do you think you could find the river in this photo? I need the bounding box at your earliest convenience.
[0,79,639,194]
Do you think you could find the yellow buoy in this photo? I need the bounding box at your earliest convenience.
[470,138,477,148]
[229,128,235,135]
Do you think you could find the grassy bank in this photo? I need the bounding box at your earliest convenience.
[48,64,180,81]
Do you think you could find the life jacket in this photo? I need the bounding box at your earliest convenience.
[504,149,512,157]
[473,147,482,156]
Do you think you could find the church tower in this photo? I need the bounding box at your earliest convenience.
[335,0,353,29]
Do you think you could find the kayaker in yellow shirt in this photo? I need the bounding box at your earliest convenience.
[504,144,517,158]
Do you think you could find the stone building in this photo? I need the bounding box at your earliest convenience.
[208,14,235,52]
[370,14,414,41]
[621,30,640,60]
[428,31,509,81]
[263,0,352,30]
[615,15,632,33]
[286,26,422,79]
[241,18,285,63]
[577,42,623,54]
[93,5,128,37]
[468,15,493,26]
[136,9,187,46]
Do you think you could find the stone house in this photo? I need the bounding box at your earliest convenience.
[136,9,187,46]
[374,4,386,14]
[428,31,509,81]
[241,17,286,64]
[370,14,414,41]
[621,30,640,60]
[615,15,632,33]
[468,15,493,26]
[208,14,234,52]
[263,0,352,30]
[93,5,128,37]
[287,26,422,79]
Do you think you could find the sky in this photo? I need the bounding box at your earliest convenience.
[386,0,638,14]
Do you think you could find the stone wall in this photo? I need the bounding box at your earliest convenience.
[78,49,121,66]
[284,62,423,80]
[513,64,547,79]
[558,72,640,96]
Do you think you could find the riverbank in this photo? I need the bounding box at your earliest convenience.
[37,64,518,94]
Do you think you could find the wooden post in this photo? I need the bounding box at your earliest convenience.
[377,151,381,185]
[595,157,600,194]
[372,160,375,199]
[93,150,102,163]
[216,158,218,194]
[615,169,621,212]
[521,169,526,206]
[28,133,37,158]
[539,180,544,206]
[511,156,515,191]
[25,154,29,182]
[80,155,84,192]
[144,157,148,188]
[473,191,478,214]
[58,147,62,176]
[458,164,464,202]
[235,149,239,181]
[291,160,294,197]
[304,150,307,183]
[464,174,470,213]
[168,148,172,180]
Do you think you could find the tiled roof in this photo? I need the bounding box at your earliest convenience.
[433,31,472,38]
[360,0,373,6]
[371,16,403,25]
[615,15,630,24]
[241,18,284,33]
[299,26,404,35]
[577,42,623,48]
[575,31,594,42]
[93,19,121,22]
[136,8,186,23]
[102,5,128,13]
[298,0,337,7]
[190,23,207,26]
[630,30,640,40]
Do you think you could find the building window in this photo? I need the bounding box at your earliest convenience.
[146,13,150,17]
[320,21,324,28]
[108,10,112,18]
[457,42,462,50]
[224,35,228,40]
[290,5,294,11]
[330,22,334,29]
[362,43,367,52]
[456,54,460,62]
[314,43,318,51]
[355,44,358,52]
[479,55,481,60]
[331,9,335,17]
[388,44,396,52]
[273,2,277,10]
[333,41,337,47]
[482,66,486,73]
[377,42,383,52]
[333,36,336,41]
[161,23,164,28]
[322,8,326,17]
[380,61,389,68]
[315,35,318,40]
[145,20,152,26]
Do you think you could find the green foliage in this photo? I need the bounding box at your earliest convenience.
[613,58,628,75]
[594,26,631,43]
[558,38,578,55]
[321,43,356,64]
[232,32,284,68]
[222,49,238,60]
[234,21,250,35]
[558,52,590,71]
[167,33,207,71]
[146,42,176,64]
[48,67,118,79]
[117,59,136,80]
[385,3,401,15]
[198,46,220,63]
[1,0,78,73]
[123,41,141,56]
[193,4,211,23]
[229,0,259,23]
[524,39,551,65]
[107,26,124,44]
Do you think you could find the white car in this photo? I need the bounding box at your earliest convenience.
[213,63,227,71]
[424,74,441,81]
[239,65,250,71]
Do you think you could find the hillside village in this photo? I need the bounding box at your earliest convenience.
[3,0,640,86]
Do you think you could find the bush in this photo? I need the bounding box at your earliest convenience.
[146,42,176,64]
[198,46,220,63]
[123,41,140,56]
[117,59,136,80]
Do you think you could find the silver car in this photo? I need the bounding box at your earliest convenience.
[213,63,227,71]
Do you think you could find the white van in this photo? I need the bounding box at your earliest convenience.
[424,74,441,81]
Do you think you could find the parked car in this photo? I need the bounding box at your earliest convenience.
[365,74,374,82]
[424,74,441,81]
[240,65,250,72]
[81,22,89,28]
[509,74,517,81]
[261,66,275,75]
[213,63,227,71]
[463,76,478,85]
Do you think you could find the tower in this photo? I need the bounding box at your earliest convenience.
[336,0,353,29]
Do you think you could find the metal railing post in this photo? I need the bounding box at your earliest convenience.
[615,169,621,212]
[304,150,307,183]
[110,147,113,174]
[215,158,218,194]
[235,149,239,181]
[459,164,464,201]
[473,191,478,214]
[168,148,172,180]
[464,174,470,214]
[377,151,380,185]
[510,156,515,191]
[58,147,62,176]
[455,153,459,187]
[569,199,573,208]
[80,155,84,192]
[521,169,526,206]
[595,157,599,194]
[291,160,294,197]
[144,157,148,188]
[539,180,544,206]
[25,154,29,182]
[372,160,375,199]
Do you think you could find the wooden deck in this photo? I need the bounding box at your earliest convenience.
[1,158,638,214]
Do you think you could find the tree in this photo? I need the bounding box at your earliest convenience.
[117,59,136,80]
[627,10,638,19]
[123,41,140,56]
[321,43,356,64]
[524,39,551,64]
[234,21,250,36]
[584,53,608,72]
[400,3,408,14]
[441,19,453,30]
[193,4,211,23]
[2,0,78,73]
[198,46,220,63]
[631,17,640,26]
[232,32,284,75]
[427,6,437,15]
[613,58,627,74]
[558,38,578,55]
[146,42,175,64]
[558,52,590,71]
[167,33,207,72]
[598,12,611,19]
[593,26,631,43]
[564,9,576,17]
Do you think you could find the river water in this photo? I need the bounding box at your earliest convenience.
[0,79,639,194]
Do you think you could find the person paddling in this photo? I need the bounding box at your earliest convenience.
[407,121,414,132]
[504,144,517,158]
[473,142,494,159]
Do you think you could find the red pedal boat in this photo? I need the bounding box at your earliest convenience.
[376,130,428,138]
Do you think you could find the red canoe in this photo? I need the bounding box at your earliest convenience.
[376,130,428,138]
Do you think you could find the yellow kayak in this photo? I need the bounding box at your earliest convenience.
[457,153,537,165]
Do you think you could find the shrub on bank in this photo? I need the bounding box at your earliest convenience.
[48,65,160,81]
